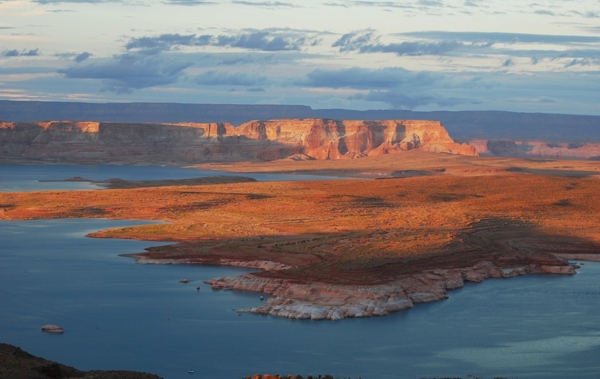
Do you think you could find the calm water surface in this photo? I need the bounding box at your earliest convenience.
[1,166,599,379]
[0,164,347,192]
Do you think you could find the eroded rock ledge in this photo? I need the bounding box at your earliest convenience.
[206,261,575,321]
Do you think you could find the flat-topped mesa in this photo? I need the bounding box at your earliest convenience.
[0,118,477,164]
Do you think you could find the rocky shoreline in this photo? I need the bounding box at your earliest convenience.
[205,259,577,321]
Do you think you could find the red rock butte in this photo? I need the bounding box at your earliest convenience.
[0,118,477,164]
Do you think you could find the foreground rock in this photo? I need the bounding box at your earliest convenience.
[206,260,575,321]
[0,343,162,379]
[0,118,477,165]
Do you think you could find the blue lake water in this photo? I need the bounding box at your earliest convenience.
[1,166,600,379]
[0,164,347,192]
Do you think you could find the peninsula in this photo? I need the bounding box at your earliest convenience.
[1,118,599,320]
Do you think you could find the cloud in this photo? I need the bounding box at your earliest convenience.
[216,54,270,65]
[2,50,20,57]
[333,31,461,56]
[324,0,444,9]
[502,58,515,67]
[126,31,302,55]
[533,9,555,16]
[570,10,600,18]
[2,49,40,57]
[58,53,191,94]
[564,58,595,68]
[231,1,297,7]
[417,0,443,6]
[33,0,121,3]
[360,40,460,56]
[247,87,265,92]
[74,52,92,63]
[322,2,348,7]
[126,34,211,55]
[400,31,600,44]
[164,0,214,4]
[325,1,414,8]
[297,67,438,89]
[22,49,40,56]
[215,31,301,51]
[194,71,267,86]
[351,90,466,110]
[332,31,376,52]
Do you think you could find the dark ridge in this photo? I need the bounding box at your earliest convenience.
[0,343,162,379]
[2,100,600,142]
[0,100,314,125]
[315,109,600,142]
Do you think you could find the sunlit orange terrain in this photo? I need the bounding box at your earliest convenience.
[2,155,600,289]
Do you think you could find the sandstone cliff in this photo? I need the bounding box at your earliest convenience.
[0,119,477,164]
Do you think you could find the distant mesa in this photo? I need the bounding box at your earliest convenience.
[0,118,478,165]
[468,138,600,160]
[3,100,600,144]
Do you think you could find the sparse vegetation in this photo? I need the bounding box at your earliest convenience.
[2,159,600,285]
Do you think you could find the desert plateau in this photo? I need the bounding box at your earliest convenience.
[2,118,600,322]
[4,1,600,377]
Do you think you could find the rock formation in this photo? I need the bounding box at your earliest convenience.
[206,260,575,321]
[0,119,477,164]
[0,343,163,379]
[468,139,600,159]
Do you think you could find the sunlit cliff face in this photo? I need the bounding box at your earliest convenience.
[0,119,477,163]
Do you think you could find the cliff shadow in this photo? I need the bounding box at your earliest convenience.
[334,120,349,155]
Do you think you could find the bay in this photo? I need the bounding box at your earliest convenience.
[1,165,599,379]
[0,164,347,192]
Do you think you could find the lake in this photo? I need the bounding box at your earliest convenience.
[1,165,599,379]
[0,164,348,192]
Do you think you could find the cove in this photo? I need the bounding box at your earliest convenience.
[0,164,348,192]
[1,166,600,379]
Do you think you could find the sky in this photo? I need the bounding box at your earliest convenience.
[0,0,599,114]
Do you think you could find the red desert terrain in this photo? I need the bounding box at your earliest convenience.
[1,119,599,320]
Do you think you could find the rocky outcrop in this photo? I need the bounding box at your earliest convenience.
[41,324,64,333]
[469,139,600,159]
[0,119,477,164]
[0,343,163,379]
[205,260,575,321]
